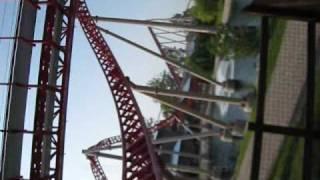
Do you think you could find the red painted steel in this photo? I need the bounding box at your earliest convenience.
[85,115,182,180]
[85,136,121,180]
[88,135,122,153]
[76,1,162,180]
[86,115,182,153]
[148,115,181,133]
[148,27,182,86]
[87,156,108,180]
[29,0,76,179]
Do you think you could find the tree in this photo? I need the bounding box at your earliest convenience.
[190,34,215,71]
[207,26,260,59]
[148,70,176,117]
[191,0,221,24]
[147,70,177,90]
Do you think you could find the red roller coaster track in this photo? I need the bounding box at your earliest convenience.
[76,1,162,180]
[84,115,182,180]
[25,0,200,179]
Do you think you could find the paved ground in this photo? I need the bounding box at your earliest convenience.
[237,20,310,180]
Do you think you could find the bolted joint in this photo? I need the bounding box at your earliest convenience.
[240,92,256,112]
[220,120,248,142]
[240,100,251,112]
[220,131,234,143]
[230,119,248,137]
[221,79,241,92]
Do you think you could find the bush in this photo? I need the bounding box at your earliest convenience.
[190,34,215,70]
[207,26,260,59]
[191,0,223,24]
[148,71,176,116]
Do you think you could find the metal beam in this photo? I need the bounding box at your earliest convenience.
[129,80,244,105]
[41,0,65,175]
[0,1,37,179]
[93,16,217,34]
[148,27,182,85]
[85,152,123,161]
[303,21,316,180]
[138,93,228,129]
[250,17,269,180]
[155,149,209,161]
[166,164,217,179]
[152,131,221,145]
[98,27,224,87]
[29,0,76,179]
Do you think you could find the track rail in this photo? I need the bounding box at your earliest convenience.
[88,156,108,180]
[84,115,182,180]
[76,1,162,179]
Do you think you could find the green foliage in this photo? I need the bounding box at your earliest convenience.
[147,70,177,90]
[191,0,223,24]
[190,0,260,59]
[160,103,174,118]
[148,71,176,116]
[207,26,260,59]
[184,57,213,78]
[188,34,215,73]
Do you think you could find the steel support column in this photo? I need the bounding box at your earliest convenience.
[0,1,37,179]
[42,0,66,176]
[29,0,76,179]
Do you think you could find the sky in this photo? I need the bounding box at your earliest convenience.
[0,0,190,179]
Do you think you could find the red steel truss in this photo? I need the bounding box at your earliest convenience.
[30,0,76,179]
[27,0,198,179]
[86,115,182,154]
[88,156,108,180]
[148,27,182,86]
[87,135,122,153]
[84,115,182,180]
[85,135,122,180]
[148,115,181,133]
[76,1,162,180]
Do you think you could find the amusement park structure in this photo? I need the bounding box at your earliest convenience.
[0,0,248,179]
